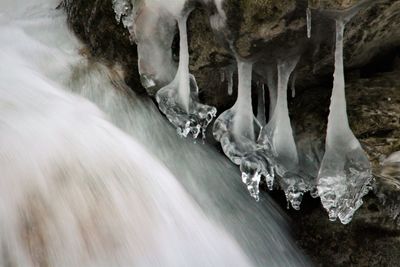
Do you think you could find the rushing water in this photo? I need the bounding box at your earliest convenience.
[0,1,309,266]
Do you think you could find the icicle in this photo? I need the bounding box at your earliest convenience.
[233,61,255,140]
[227,68,234,96]
[269,58,299,168]
[209,0,227,31]
[177,14,191,112]
[213,59,260,166]
[220,70,225,82]
[239,57,307,205]
[291,71,297,98]
[155,7,216,139]
[317,20,372,224]
[134,5,177,90]
[266,67,277,120]
[257,84,267,126]
[306,7,312,39]
[256,57,307,209]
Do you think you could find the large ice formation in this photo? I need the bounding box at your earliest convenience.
[111,0,377,223]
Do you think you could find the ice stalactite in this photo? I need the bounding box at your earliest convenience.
[256,57,307,209]
[238,58,306,205]
[227,68,234,96]
[109,0,375,220]
[133,3,177,90]
[257,84,267,126]
[306,7,312,39]
[232,61,258,142]
[317,20,372,224]
[266,67,277,120]
[208,0,227,31]
[290,71,297,98]
[156,8,217,138]
[260,59,299,174]
[112,1,217,139]
[176,14,191,112]
[221,67,234,96]
[213,59,260,167]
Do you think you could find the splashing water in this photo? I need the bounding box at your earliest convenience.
[0,61,252,267]
[317,20,372,224]
[0,1,309,266]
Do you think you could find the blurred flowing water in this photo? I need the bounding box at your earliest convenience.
[0,1,309,266]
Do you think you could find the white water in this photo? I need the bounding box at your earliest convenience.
[0,1,308,266]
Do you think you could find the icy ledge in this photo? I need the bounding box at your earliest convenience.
[317,20,372,224]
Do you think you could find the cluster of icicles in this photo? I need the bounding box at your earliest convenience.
[113,0,373,224]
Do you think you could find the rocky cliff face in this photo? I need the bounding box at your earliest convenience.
[62,0,400,265]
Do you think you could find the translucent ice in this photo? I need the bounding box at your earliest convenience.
[259,58,299,175]
[112,0,135,42]
[266,67,277,120]
[213,60,260,165]
[120,0,216,138]
[317,20,372,224]
[306,7,312,39]
[156,10,216,138]
[240,149,275,201]
[290,71,297,98]
[221,66,234,96]
[257,84,267,126]
[227,68,234,96]
[235,58,306,205]
[133,3,177,89]
[208,0,227,31]
[256,57,308,209]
